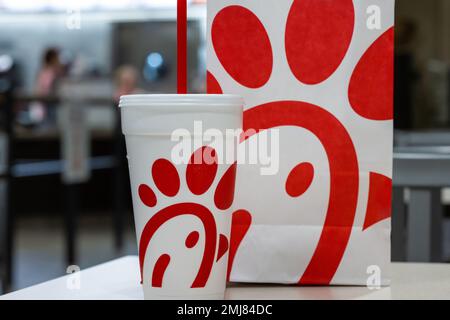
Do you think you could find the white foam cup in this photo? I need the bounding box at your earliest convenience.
[120,94,243,300]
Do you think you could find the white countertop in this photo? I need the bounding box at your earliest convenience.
[1,256,449,300]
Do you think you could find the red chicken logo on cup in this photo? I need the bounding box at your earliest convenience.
[138,146,240,287]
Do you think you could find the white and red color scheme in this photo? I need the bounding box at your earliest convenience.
[207,0,394,285]
[120,94,242,298]
[137,147,237,297]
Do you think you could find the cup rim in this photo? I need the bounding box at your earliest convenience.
[119,94,243,108]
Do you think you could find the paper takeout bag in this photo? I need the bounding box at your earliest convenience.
[207,0,394,285]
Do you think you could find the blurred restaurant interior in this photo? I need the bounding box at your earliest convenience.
[0,0,449,294]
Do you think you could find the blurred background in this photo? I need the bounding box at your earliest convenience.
[0,0,449,293]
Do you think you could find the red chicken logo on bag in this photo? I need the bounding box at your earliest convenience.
[208,0,393,284]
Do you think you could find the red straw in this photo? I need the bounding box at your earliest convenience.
[177,0,187,94]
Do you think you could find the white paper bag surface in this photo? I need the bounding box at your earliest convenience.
[207,0,394,285]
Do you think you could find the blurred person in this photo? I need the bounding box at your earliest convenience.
[35,48,63,96]
[18,48,63,127]
[113,66,142,220]
[113,65,143,103]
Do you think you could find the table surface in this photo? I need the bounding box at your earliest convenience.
[1,256,450,300]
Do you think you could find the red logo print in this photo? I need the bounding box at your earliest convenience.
[209,1,393,284]
[138,146,240,288]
